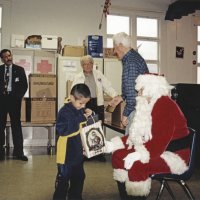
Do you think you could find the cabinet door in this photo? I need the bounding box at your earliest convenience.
[104,58,122,94]
[93,58,103,72]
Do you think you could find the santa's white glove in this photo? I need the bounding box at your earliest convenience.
[105,141,114,154]
[123,152,141,170]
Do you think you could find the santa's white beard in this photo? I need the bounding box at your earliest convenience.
[128,96,156,145]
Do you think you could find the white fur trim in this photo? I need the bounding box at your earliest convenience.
[161,151,188,174]
[113,169,128,182]
[135,74,173,98]
[134,144,150,163]
[126,178,151,196]
[111,136,125,152]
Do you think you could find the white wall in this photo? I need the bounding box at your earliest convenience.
[1,0,12,49]
[162,15,197,84]
[1,0,170,48]
[111,0,170,11]
[4,0,107,47]
[0,0,198,83]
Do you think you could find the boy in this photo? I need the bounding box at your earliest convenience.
[53,83,92,200]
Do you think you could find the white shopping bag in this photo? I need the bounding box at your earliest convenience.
[80,116,106,158]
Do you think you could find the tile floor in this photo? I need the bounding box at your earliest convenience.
[0,147,200,200]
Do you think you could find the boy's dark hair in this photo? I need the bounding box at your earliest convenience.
[70,84,91,100]
[0,49,11,58]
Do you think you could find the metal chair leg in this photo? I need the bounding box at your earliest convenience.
[164,181,176,200]
[156,180,165,200]
[179,180,195,200]
[156,179,176,200]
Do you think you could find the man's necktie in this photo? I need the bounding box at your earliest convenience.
[4,66,10,94]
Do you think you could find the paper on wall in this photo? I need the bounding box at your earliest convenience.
[61,60,78,72]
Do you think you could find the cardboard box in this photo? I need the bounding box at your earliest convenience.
[29,74,56,98]
[25,44,41,49]
[11,34,25,48]
[26,98,56,123]
[7,98,26,122]
[34,50,56,74]
[85,35,103,58]
[62,45,85,57]
[104,96,112,123]
[103,48,117,58]
[111,102,125,127]
[41,35,58,49]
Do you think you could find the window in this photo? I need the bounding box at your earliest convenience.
[136,17,159,73]
[107,15,130,35]
[137,17,158,38]
[106,15,160,73]
[106,15,130,48]
[137,40,158,60]
[198,45,200,64]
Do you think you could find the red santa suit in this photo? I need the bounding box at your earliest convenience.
[110,74,190,197]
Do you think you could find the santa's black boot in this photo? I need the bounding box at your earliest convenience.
[117,181,132,200]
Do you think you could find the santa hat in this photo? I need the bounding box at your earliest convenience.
[135,74,174,99]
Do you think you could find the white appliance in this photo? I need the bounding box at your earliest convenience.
[57,55,103,110]
[103,58,122,95]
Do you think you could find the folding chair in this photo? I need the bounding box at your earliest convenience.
[151,127,197,200]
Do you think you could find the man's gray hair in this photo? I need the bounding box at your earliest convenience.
[113,32,131,48]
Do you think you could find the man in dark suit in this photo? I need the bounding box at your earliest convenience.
[0,49,28,161]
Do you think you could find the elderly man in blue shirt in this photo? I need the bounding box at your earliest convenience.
[110,32,149,135]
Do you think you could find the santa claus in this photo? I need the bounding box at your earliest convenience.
[106,74,190,200]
